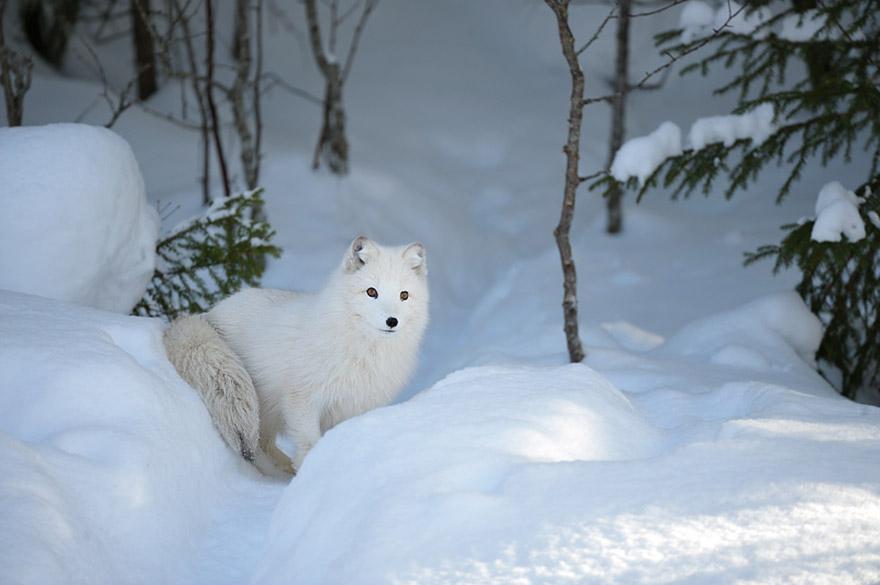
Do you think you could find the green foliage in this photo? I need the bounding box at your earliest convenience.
[596,0,880,398]
[133,189,281,320]
[746,182,879,399]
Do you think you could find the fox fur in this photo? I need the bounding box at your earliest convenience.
[163,237,429,475]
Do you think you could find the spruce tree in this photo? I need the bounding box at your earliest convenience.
[592,0,880,400]
[134,189,281,320]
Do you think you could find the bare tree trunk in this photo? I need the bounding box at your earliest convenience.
[20,0,80,68]
[605,0,630,235]
[204,0,231,198]
[252,0,264,188]
[231,0,259,190]
[174,0,213,204]
[304,0,348,175]
[131,0,158,100]
[0,0,33,126]
[545,0,586,363]
[313,73,348,174]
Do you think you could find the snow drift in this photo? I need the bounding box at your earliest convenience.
[0,124,158,313]
[0,290,278,585]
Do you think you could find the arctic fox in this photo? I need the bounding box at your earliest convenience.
[164,236,429,475]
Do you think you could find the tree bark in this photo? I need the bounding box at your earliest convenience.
[231,0,258,189]
[20,0,80,69]
[545,0,586,363]
[605,0,631,235]
[204,0,231,198]
[303,0,376,176]
[131,0,158,100]
[0,0,32,126]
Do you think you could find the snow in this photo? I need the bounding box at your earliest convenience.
[811,181,866,243]
[0,124,158,313]
[610,121,682,184]
[679,0,715,42]
[688,104,776,150]
[714,2,773,39]
[2,1,880,583]
[0,291,280,585]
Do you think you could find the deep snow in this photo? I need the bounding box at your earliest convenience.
[2,0,880,583]
[0,124,158,313]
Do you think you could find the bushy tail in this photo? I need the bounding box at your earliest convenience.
[163,315,283,477]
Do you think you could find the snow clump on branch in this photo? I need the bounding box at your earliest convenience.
[611,121,682,185]
[688,104,776,150]
[811,181,866,243]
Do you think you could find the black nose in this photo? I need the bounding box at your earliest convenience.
[386,317,398,329]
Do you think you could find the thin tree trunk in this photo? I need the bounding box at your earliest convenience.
[304,0,349,175]
[605,0,630,235]
[231,0,258,189]
[312,73,348,174]
[131,0,158,100]
[545,0,586,363]
[252,0,264,188]
[173,0,212,204]
[204,0,231,198]
[20,0,80,68]
[0,0,32,126]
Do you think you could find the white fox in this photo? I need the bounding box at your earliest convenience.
[163,236,429,476]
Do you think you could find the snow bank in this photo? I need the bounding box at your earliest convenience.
[252,364,663,585]
[662,291,824,374]
[811,181,866,243]
[0,124,159,313]
[679,0,715,42]
[0,291,276,585]
[715,2,772,38]
[251,341,880,584]
[611,121,682,184]
[688,103,776,150]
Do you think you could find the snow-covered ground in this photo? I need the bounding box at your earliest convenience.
[2,1,879,583]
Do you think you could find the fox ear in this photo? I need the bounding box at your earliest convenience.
[344,236,376,273]
[403,242,427,276]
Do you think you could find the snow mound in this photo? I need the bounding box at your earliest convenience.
[601,320,665,351]
[0,290,274,585]
[252,364,662,585]
[715,2,772,38]
[679,0,715,42]
[663,291,824,374]
[811,181,866,243]
[688,104,776,150]
[611,121,682,184]
[0,123,159,313]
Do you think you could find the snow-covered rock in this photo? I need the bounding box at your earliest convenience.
[611,121,682,184]
[0,123,159,313]
[811,181,866,243]
[688,103,776,150]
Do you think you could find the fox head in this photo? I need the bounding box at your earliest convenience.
[333,236,429,340]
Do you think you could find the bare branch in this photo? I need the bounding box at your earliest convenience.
[581,2,746,107]
[341,0,378,83]
[544,0,587,363]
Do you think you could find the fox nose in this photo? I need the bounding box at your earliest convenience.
[386,317,398,329]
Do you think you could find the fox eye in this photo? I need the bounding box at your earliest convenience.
[400,291,409,301]
[366,287,378,298]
